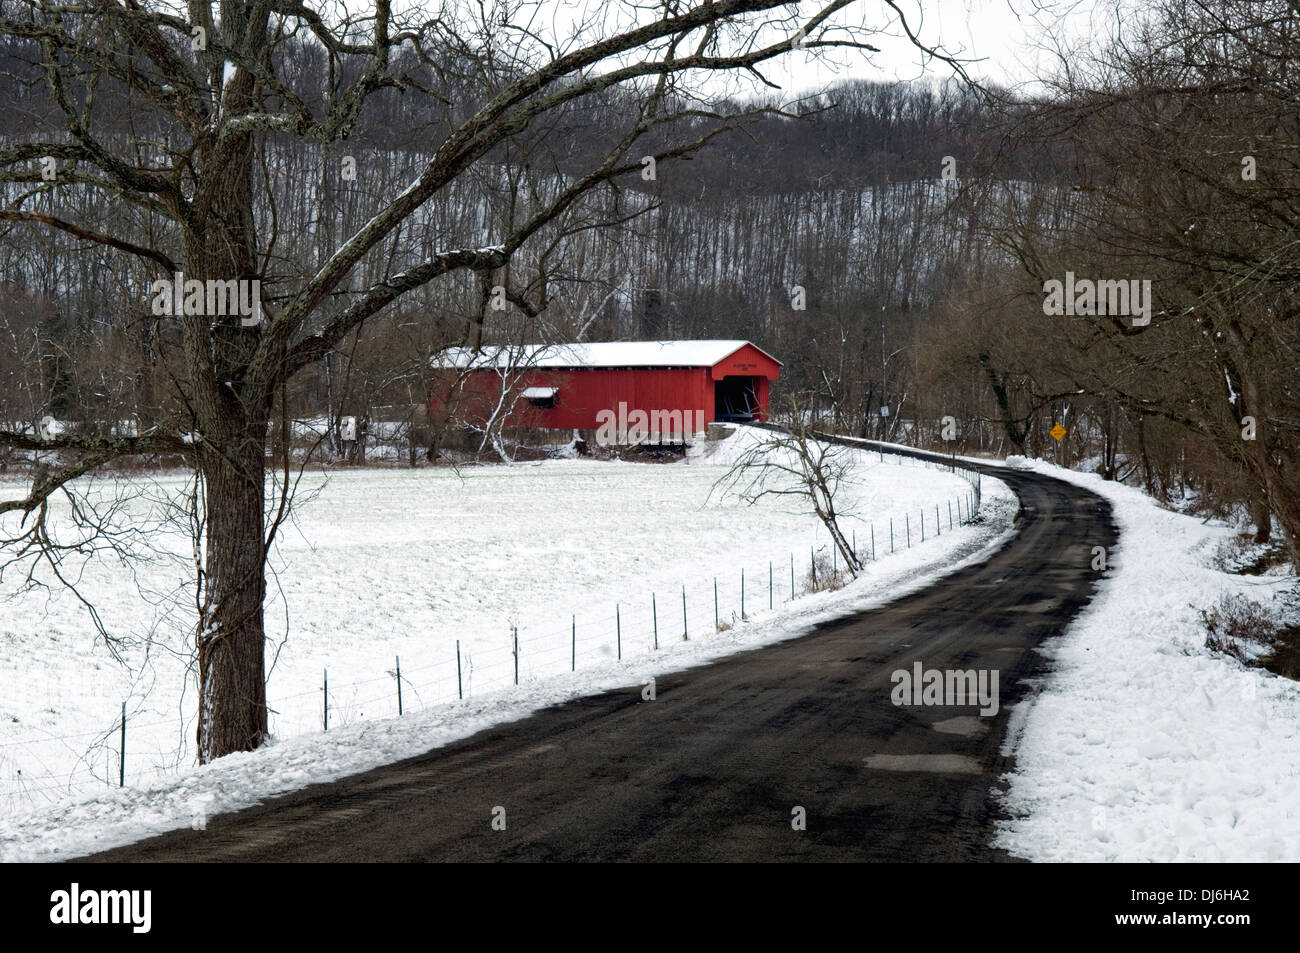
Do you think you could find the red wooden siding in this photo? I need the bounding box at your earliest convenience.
[435,341,781,434]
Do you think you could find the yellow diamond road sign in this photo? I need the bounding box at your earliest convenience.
[1050,424,1067,442]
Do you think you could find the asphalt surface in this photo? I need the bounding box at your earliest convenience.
[85,462,1116,862]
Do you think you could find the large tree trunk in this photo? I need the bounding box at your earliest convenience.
[186,37,269,762]
[979,351,1027,452]
[197,418,269,762]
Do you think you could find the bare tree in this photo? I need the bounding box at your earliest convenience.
[948,0,1300,559]
[714,397,863,575]
[0,0,958,762]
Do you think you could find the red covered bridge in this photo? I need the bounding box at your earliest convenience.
[432,340,781,441]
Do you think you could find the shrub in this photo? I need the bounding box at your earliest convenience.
[1201,593,1280,661]
[805,550,852,594]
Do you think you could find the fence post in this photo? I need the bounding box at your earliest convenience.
[457,641,463,700]
[769,561,773,610]
[741,568,745,618]
[572,615,576,671]
[936,503,941,535]
[714,578,718,628]
[513,626,518,686]
[653,593,659,649]
[682,586,688,641]
[948,500,953,530]
[921,509,925,541]
[396,655,403,715]
[906,513,911,547]
[119,702,126,788]
[871,523,876,561]
[323,669,329,732]
[616,604,622,660]
[791,552,795,598]
[891,518,895,553]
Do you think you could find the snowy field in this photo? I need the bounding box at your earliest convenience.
[0,428,1004,859]
[993,457,1300,862]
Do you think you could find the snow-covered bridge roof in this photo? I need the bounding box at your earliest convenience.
[432,340,780,370]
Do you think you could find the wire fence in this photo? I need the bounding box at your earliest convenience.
[0,438,987,813]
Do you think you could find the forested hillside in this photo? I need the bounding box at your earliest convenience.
[2,0,1296,570]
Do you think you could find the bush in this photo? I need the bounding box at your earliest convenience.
[1211,534,1289,575]
[1201,593,1280,661]
[805,550,852,594]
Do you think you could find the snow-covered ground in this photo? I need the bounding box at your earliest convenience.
[993,456,1300,862]
[0,428,1010,860]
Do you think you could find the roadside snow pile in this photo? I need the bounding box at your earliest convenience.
[995,459,1300,862]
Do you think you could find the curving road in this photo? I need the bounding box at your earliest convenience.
[84,461,1116,862]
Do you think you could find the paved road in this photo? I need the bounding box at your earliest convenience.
[86,463,1116,862]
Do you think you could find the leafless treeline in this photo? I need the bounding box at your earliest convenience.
[3,2,1294,570]
[918,0,1300,564]
[0,43,992,463]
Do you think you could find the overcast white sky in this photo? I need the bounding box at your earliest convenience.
[760,0,1121,94]
[536,1,1126,98]
[381,0,1127,98]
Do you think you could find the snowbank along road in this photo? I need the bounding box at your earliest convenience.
[84,459,1117,861]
